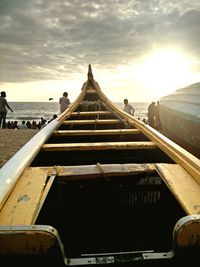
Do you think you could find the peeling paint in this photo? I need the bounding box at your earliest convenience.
[17,194,30,202]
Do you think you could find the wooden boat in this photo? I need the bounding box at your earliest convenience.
[159,82,200,158]
[0,65,200,266]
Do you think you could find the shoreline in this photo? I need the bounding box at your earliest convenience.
[0,129,38,168]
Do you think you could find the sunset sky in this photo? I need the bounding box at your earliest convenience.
[1,0,200,102]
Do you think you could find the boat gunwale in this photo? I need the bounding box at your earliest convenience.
[0,82,89,210]
[1,67,200,212]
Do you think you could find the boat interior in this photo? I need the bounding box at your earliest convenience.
[31,85,186,260]
[0,65,200,266]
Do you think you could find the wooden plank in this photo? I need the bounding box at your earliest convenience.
[0,120,61,211]
[0,168,51,225]
[53,129,141,136]
[128,119,200,186]
[0,163,156,225]
[42,141,156,151]
[156,163,200,215]
[41,163,156,180]
[62,119,120,125]
[71,111,111,116]
[31,170,57,224]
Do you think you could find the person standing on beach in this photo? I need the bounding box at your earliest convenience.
[123,99,135,116]
[147,101,156,127]
[154,101,161,131]
[0,91,13,128]
[59,92,70,113]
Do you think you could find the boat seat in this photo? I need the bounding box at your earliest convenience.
[41,141,156,151]
[0,167,56,225]
[156,163,200,215]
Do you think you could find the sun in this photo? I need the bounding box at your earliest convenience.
[134,49,198,98]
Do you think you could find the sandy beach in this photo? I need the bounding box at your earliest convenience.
[0,129,38,168]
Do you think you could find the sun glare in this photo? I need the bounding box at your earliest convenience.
[134,50,198,98]
[3,50,200,103]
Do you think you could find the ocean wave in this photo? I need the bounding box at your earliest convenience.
[6,101,148,122]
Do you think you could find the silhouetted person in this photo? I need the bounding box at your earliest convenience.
[26,121,32,129]
[40,118,47,129]
[0,91,13,128]
[12,121,19,129]
[154,101,161,131]
[147,101,156,127]
[123,99,135,116]
[59,92,70,113]
[48,114,57,123]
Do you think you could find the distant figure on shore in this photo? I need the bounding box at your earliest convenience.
[123,99,135,116]
[154,101,161,131]
[48,114,58,123]
[59,92,70,113]
[0,91,13,128]
[13,121,19,129]
[147,101,156,127]
[40,118,47,129]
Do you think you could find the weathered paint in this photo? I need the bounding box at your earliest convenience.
[174,215,200,247]
[0,225,62,255]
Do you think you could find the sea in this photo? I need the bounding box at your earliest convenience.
[6,102,149,123]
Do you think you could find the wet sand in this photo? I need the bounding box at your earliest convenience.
[0,129,38,168]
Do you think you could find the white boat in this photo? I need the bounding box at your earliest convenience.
[159,82,200,158]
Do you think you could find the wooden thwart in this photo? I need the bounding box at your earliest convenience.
[42,141,156,151]
[42,163,156,180]
[53,129,141,136]
[156,163,200,215]
[0,163,155,225]
[62,119,120,125]
[2,163,200,225]
[71,111,111,116]
[131,120,200,186]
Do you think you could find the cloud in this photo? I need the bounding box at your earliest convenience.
[1,0,200,84]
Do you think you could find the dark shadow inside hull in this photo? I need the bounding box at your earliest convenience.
[31,149,174,167]
[47,133,150,143]
[36,174,185,257]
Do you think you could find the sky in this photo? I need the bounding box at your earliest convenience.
[1,0,200,103]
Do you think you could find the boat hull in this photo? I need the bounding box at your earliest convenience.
[159,82,200,158]
[159,104,200,158]
[1,66,200,265]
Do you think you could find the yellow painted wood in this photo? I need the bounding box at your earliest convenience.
[62,119,120,125]
[0,168,50,225]
[91,80,200,186]
[72,111,111,116]
[31,171,57,224]
[49,64,200,187]
[53,129,141,136]
[156,163,200,215]
[127,119,200,186]
[42,141,156,151]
